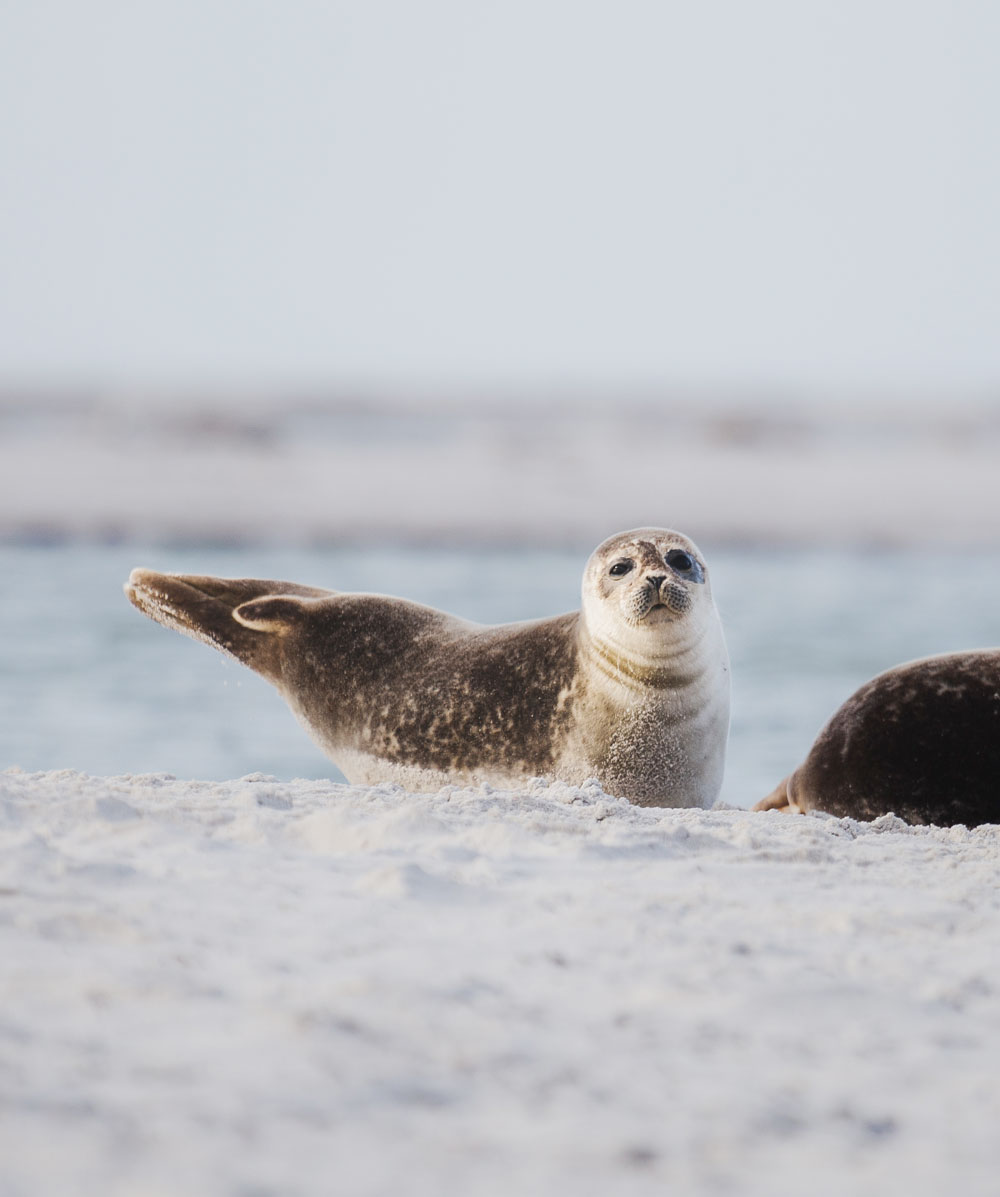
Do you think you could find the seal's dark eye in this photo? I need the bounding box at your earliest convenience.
[609,560,634,577]
[666,549,694,572]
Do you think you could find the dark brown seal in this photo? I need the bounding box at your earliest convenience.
[124,529,731,805]
[755,651,1000,827]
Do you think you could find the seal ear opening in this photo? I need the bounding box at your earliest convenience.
[233,596,312,631]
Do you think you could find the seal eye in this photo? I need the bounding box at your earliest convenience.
[609,560,634,577]
[665,549,705,583]
[666,550,694,572]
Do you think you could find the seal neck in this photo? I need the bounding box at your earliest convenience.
[577,620,718,692]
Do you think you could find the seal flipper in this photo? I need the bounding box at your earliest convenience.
[752,775,802,814]
[125,569,333,682]
[234,596,316,631]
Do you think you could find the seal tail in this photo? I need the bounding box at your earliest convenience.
[124,569,332,681]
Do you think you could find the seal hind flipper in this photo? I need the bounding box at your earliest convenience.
[233,595,319,631]
[753,777,802,814]
[125,569,333,680]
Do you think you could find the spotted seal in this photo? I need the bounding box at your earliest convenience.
[755,650,1000,826]
[124,528,731,806]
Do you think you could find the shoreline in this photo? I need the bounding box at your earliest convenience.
[4,395,1000,547]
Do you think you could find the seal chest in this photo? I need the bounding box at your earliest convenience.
[124,528,731,807]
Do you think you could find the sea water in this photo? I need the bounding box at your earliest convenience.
[1,542,996,808]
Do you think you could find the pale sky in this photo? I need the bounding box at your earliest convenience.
[2,1,999,395]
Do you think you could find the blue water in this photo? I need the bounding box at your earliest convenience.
[2,543,997,807]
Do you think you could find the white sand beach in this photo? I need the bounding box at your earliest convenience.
[2,768,999,1196]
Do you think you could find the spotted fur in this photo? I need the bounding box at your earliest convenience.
[125,528,731,807]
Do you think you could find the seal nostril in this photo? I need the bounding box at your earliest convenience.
[647,575,666,589]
